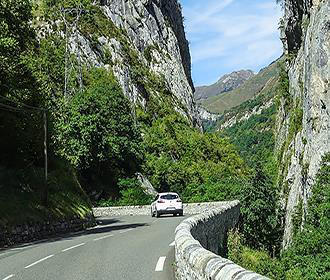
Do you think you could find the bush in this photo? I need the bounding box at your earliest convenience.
[228,230,284,279]
[98,178,153,206]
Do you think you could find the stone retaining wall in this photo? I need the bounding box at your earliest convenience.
[92,201,232,217]
[0,214,95,248]
[175,200,269,280]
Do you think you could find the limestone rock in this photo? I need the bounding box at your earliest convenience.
[278,0,330,248]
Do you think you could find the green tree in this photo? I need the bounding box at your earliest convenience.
[143,112,246,199]
[55,69,143,196]
[240,163,283,255]
[0,0,45,168]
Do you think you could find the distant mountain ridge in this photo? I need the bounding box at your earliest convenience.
[200,61,280,115]
[194,70,255,101]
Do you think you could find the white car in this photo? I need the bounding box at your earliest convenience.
[151,192,183,217]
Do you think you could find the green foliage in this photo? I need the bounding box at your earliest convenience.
[240,163,283,255]
[98,178,153,206]
[228,230,284,279]
[0,0,36,95]
[0,160,92,226]
[288,106,303,141]
[223,105,277,168]
[277,59,291,112]
[279,154,330,279]
[231,154,330,279]
[143,112,246,200]
[55,69,142,196]
[0,0,47,171]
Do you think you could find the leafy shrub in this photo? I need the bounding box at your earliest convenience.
[98,178,153,206]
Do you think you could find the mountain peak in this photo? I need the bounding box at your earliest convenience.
[195,70,254,101]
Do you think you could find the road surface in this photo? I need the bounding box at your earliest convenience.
[0,215,186,280]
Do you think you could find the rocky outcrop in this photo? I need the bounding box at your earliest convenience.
[195,70,254,101]
[218,99,274,130]
[63,0,200,127]
[197,106,219,122]
[278,0,330,248]
[136,173,158,196]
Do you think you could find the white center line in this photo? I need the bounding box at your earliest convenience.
[155,256,166,272]
[61,243,85,252]
[2,275,14,280]
[169,241,175,247]
[25,255,54,269]
[93,234,114,241]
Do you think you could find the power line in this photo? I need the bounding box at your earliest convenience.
[0,102,37,113]
[0,96,46,111]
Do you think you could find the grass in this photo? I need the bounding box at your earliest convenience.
[0,162,92,228]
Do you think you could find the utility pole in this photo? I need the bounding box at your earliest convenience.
[43,110,48,207]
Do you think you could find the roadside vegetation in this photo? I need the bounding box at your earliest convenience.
[0,0,247,225]
[228,154,330,279]
[1,1,328,279]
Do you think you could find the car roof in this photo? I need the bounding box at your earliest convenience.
[158,192,179,196]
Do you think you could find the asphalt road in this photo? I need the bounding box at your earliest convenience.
[0,215,186,280]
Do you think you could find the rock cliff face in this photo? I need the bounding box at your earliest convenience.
[278,0,330,248]
[60,0,200,127]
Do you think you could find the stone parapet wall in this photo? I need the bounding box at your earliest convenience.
[92,201,232,217]
[0,214,95,248]
[175,200,269,280]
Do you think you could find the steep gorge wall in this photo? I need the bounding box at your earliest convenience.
[59,0,200,126]
[278,0,330,247]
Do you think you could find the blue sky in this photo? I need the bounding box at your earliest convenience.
[180,0,283,86]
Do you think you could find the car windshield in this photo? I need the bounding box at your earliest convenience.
[160,194,178,200]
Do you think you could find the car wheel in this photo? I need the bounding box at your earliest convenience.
[179,211,183,216]
[151,208,155,217]
[156,209,160,218]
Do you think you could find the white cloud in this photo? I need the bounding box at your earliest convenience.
[181,0,283,84]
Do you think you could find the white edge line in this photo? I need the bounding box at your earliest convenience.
[155,256,166,272]
[93,234,114,241]
[2,275,14,280]
[10,245,35,251]
[169,241,175,247]
[120,228,133,234]
[24,255,54,269]
[61,243,85,252]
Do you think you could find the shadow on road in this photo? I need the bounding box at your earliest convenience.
[0,217,148,252]
[84,222,148,235]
